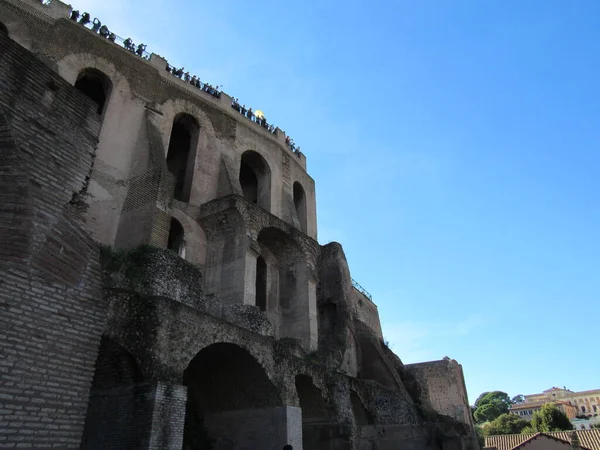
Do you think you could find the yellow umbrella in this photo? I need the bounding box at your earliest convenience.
[255,110,265,119]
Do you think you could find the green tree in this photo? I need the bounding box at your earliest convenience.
[524,403,573,433]
[482,413,530,436]
[512,395,525,404]
[473,391,513,423]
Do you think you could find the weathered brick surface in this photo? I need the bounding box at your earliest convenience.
[0,33,106,448]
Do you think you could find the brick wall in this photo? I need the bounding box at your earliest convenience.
[0,33,106,448]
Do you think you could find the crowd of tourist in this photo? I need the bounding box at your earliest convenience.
[164,64,221,99]
[230,98,276,134]
[68,8,301,152]
[70,10,149,59]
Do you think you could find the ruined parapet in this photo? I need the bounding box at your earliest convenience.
[406,358,475,430]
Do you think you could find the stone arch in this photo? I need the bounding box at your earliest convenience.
[182,342,283,449]
[81,336,149,449]
[166,113,199,201]
[293,181,307,233]
[0,6,32,49]
[56,53,131,95]
[171,207,207,266]
[74,67,112,116]
[240,150,271,211]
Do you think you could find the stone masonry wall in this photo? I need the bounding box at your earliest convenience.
[406,359,474,429]
[0,33,106,448]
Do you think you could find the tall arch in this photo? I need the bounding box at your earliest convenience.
[0,22,7,35]
[74,68,112,116]
[293,181,307,233]
[81,337,148,449]
[239,150,271,211]
[256,255,267,311]
[167,217,185,257]
[167,113,199,202]
[183,343,281,449]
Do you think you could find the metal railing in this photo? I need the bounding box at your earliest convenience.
[351,278,372,301]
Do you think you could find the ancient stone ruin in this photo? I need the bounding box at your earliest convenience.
[0,0,478,448]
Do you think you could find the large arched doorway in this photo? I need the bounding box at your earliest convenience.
[183,343,284,449]
[293,182,307,233]
[74,68,112,116]
[0,22,8,35]
[81,337,148,449]
[239,150,271,211]
[167,113,199,202]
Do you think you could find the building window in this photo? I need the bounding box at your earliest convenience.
[581,406,586,413]
[166,114,199,202]
[74,68,112,116]
[255,256,267,311]
[293,181,307,233]
[167,217,185,257]
[593,405,597,412]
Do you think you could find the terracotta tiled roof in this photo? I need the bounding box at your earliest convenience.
[507,432,592,450]
[484,430,600,450]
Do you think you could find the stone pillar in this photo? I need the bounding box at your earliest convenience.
[280,262,318,351]
[243,247,259,306]
[147,382,187,450]
[204,230,250,304]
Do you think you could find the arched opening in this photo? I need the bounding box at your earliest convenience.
[256,255,267,311]
[0,22,7,35]
[166,113,199,202]
[183,343,282,449]
[81,337,148,449]
[295,375,348,449]
[167,217,185,257]
[239,150,271,211]
[350,391,374,426]
[293,181,307,233]
[74,68,112,115]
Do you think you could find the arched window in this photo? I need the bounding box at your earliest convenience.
[0,22,8,35]
[293,181,307,233]
[167,114,199,202]
[168,217,185,257]
[256,256,267,311]
[74,68,112,115]
[239,150,271,211]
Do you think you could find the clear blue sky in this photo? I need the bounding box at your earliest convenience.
[76,0,600,402]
